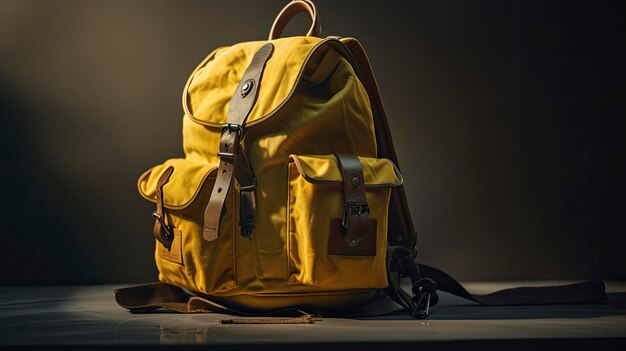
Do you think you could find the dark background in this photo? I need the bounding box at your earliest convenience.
[0,0,623,285]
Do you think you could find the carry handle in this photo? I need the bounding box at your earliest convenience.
[268,0,322,40]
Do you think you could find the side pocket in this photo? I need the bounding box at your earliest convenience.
[287,154,402,290]
[137,158,236,295]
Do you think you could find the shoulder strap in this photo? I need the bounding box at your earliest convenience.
[339,38,418,258]
[418,263,607,305]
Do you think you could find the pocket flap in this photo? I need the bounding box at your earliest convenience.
[137,158,218,209]
[288,154,403,187]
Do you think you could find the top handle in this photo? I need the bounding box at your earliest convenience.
[268,0,322,40]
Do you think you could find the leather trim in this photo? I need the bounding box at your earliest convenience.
[328,218,377,256]
[137,166,218,210]
[268,0,322,40]
[153,166,175,249]
[336,153,370,246]
[288,154,403,188]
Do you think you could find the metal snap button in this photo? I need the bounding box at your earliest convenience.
[241,79,254,97]
[351,176,360,187]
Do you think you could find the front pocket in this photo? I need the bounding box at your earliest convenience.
[137,158,236,295]
[287,154,403,290]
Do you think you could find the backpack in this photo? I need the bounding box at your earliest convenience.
[115,0,606,319]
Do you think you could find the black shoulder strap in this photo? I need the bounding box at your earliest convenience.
[418,263,607,306]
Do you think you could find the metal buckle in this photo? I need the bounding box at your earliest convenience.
[238,177,257,192]
[152,211,173,241]
[217,151,236,159]
[221,123,242,136]
[218,123,242,160]
[341,201,370,228]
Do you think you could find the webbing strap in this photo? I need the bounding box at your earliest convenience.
[417,263,607,306]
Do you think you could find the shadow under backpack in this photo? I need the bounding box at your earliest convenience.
[115,0,606,320]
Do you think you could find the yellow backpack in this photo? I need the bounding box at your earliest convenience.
[115,0,606,319]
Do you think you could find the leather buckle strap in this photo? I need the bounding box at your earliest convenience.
[342,201,370,248]
[221,123,242,135]
[203,130,239,241]
[202,43,274,242]
[336,154,370,247]
[268,0,321,40]
[342,201,370,226]
[152,211,173,241]
[341,201,370,232]
[153,165,174,249]
[216,125,241,160]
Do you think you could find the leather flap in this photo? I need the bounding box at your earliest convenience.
[137,159,218,210]
[288,154,402,187]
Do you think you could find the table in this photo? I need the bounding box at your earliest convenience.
[1,281,625,350]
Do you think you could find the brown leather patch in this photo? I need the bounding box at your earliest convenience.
[158,228,183,265]
[328,218,377,256]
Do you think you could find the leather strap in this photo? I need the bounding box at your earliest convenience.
[152,166,174,249]
[268,0,322,40]
[219,314,321,324]
[203,43,274,241]
[336,154,370,247]
[114,283,314,318]
[115,282,243,314]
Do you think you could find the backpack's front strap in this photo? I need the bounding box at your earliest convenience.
[152,166,175,249]
[336,154,370,248]
[203,43,274,241]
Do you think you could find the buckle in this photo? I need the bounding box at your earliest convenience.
[341,201,370,228]
[238,177,257,192]
[218,123,242,160]
[221,123,242,136]
[152,211,173,241]
[217,151,237,159]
